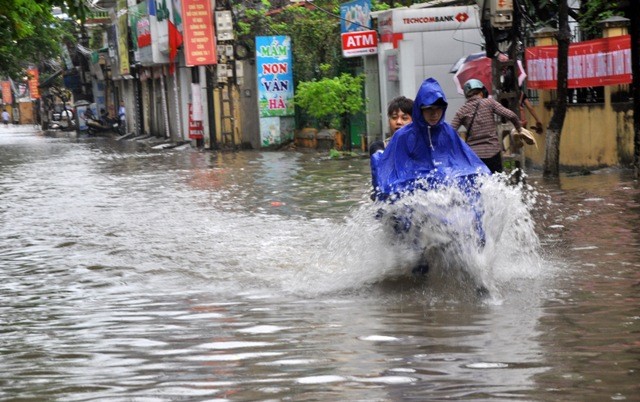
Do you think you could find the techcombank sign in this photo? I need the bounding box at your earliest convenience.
[378,5,480,35]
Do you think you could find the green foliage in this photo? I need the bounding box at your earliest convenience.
[578,0,623,39]
[0,0,84,79]
[521,0,623,39]
[294,73,365,129]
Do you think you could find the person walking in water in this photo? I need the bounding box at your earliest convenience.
[2,109,10,126]
[450,79,524,174]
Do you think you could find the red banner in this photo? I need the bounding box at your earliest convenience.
[1,81,11,104]
[28,68,40,99]
[181,0,217,66]
[525,35,631,89]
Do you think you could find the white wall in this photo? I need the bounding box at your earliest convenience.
[399,28,484,122]
[376,6,485,130]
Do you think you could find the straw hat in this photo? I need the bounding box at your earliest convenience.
[511,127,537,149]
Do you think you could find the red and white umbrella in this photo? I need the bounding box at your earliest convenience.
[451,52,527,95]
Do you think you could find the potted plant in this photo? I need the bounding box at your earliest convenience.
[294,72,365,151]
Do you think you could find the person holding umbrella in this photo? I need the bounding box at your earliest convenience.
[450,78,531,174]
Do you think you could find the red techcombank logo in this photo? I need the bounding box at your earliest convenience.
[455,13,469,23]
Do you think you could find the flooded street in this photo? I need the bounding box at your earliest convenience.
[1,125,638,401]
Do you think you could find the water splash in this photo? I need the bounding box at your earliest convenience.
[284,172,544,297]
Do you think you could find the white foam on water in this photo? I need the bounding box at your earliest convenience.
[465,362,510,369]
[351,375,417,384]
[236,325,291,334]
[295,375,346,384]
[358,335,400,342]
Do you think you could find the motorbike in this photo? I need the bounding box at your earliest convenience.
[371,146,491,296]
[84,109,121,136]
[49,108,75,131]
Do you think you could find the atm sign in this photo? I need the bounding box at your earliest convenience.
[341,30,378,58]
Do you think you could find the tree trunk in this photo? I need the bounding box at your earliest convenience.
[543,0,570,178]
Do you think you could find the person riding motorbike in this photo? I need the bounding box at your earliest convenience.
[371,78,490,201]
[370,78,490,277]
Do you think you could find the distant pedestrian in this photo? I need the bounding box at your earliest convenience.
[118,101,126,134]
[118,101,125,122]
[2,109,9,126]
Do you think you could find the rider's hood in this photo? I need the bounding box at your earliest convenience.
[412,77,448,130]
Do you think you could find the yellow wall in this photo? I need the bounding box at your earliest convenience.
[524,101,634,169]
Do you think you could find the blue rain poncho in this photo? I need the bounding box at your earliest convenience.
[371,78,490,201]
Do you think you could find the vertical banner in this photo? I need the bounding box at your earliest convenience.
[117,0,130,76]
[1,81,12,104]
[168,0,184,74]
[181,0,217,66]
[191,83,202,120]
[149,0,169,64]
[130,1,152,64]
[188,103,204,139]
[155,0,170,53]
[27,68,40,99]
[255,36,294,117]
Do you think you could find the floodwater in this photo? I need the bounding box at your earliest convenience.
[1,125,638,401]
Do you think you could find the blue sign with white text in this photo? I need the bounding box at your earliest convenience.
[340,0,372,33]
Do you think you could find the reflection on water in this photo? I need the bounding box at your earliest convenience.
[0,126,638,400]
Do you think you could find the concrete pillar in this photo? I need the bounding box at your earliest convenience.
[598,16,630,110]
[398,40,416,100]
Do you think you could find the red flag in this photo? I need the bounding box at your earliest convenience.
[168,20,183,74]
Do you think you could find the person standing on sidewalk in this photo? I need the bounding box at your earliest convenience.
[450,79,523,174]
[2,109,10,126]
[117,101,126,134]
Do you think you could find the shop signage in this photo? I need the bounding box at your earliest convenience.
[377,5,479,42]
[188,103,204,139]
[341,30,378,58]
[340,0,372,33]
[256,36,294,117]
[1,81,11,104]
[182,0,217,66]
[27,68,39,99]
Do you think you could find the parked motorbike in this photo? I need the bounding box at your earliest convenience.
[84,109,121,136]
[49,108,75,131]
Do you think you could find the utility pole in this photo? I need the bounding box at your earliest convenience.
[214,4,242,149]
[478,0,524,179]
